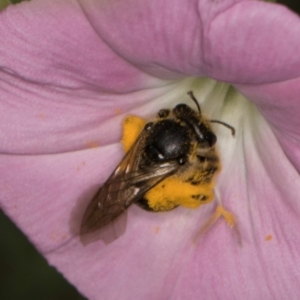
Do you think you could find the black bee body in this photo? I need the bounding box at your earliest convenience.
[80,92,233,236]
[135,104,218,212]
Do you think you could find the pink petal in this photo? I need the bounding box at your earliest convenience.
[1,0,300,299]
[79,0,300,83]
[238,78,300,172]
[0,0,166,154]
[205,1,300,83]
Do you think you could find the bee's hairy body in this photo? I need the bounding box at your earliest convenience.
[80,93,223,235]
[126,105,220,212]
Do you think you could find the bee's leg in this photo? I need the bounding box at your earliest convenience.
[196,190,241,245]
[200,205,237,230]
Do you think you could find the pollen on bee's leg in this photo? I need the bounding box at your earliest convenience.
[215,205,237,228]
[122,116,146,152]
[195,205,241,246]
[199,205,238,232]
[145,177,215,211]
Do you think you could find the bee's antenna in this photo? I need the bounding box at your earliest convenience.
[210,120,235,136]
[187,91,235,136]
[187,91,201,115]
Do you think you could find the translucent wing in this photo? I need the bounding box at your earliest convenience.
[80,138,179,235]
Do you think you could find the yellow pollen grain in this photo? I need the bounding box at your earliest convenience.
[145,177,215,211]
[122,116,146,152]
[77,161,86,171]
[86,141,99,148]
[115,108,122,115]
[265,235,273,241]
[36,113,46,119]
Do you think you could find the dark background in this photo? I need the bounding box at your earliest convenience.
[277,0,300,13]
[0,210,86,300]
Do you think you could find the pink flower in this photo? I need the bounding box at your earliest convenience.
[1,0,300,299]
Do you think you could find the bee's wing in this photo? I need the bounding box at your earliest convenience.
[80,139,179,235]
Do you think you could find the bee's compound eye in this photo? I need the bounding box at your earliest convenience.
[145,122,154,131]
[158,109,170,119]
[207,132,217,147]
[173,104,188,112]
[196,123,217,147]
[173,104,194,118]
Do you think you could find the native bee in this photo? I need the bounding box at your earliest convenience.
[80,91,234,236]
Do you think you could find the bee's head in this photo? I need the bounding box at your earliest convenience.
[173,94,217,148]
[186,91,236,136]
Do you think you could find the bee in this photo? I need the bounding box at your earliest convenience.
[80,91,235,236]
